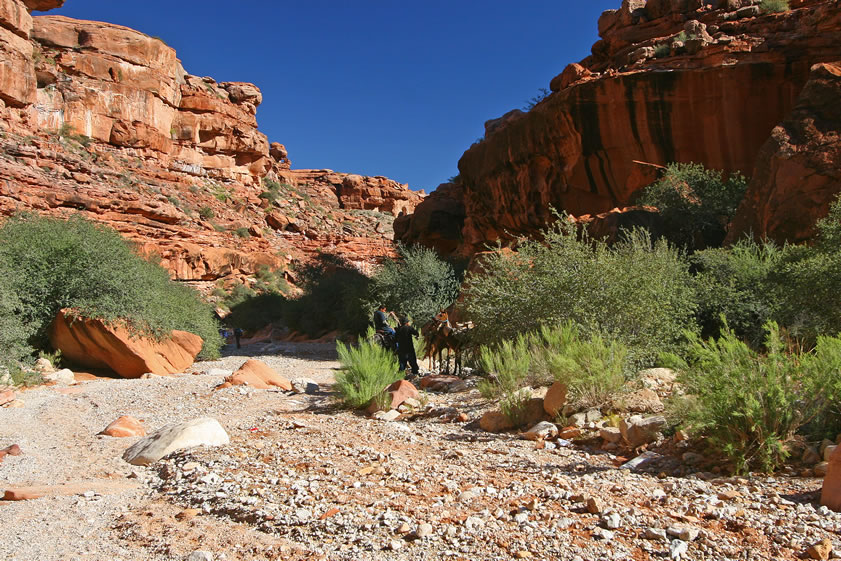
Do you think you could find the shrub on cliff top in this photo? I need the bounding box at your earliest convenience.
[0,214,222,362]
[759,0,789,13]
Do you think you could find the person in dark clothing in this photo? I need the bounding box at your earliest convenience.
[395,317,420,378]
[373,305,397,338]
[234,327,243,349]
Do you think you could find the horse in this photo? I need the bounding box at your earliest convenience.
[422,310,473,376]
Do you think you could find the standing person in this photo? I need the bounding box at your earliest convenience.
[395,316,420,379]
[234,327,243,349]
[373,304,397,338]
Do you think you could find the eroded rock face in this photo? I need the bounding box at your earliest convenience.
[400,0,841,255]
[728,61,841,243]
[49,309,203,378]
[0,10,424,292]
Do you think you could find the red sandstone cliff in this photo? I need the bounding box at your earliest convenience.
[0,2,423,291]
[398,0,841,255]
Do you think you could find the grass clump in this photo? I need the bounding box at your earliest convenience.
[653,43,671,58]
[0,214,222,364]
[335,328,402,409]
[664,322,841,473]
[198,206,214,220]
[759,0,789,13]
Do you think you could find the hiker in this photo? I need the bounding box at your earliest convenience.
[395,316,420,378]
[234,327,243,349]
[373,304,397,338]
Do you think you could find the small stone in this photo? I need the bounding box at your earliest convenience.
[644,527,668,541]
[373,409,401,422]
[290,378,319,394]
[806,538,832,561]
[43,368,75,385]
[176,508,201,521]
[667,525,699,541]
[603,512,621,529]
[186,552,213,561]
[416,523,433,538]
[600,427,622,444]
[515,551,532,559]
[586,497,605,514]
[522,421,558,441]
[388,539,403,551]
[717,489,742,501]
[814,461,829,477]
[670,539,689,559]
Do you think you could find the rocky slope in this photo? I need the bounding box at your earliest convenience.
[398,0,841,255]
[0,2,423,291]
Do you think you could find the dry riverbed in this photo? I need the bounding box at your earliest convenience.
[0,341,837,561]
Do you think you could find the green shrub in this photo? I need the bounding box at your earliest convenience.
[664,322,841,472]
[691,239,781,345]
[464,220,697,369]
[544,330,628,411]
[0,214,222,361]
[198,206,214,220]
[637,162,747,251]
[478,335,531,401]
[653,43,670,58]
[259,178,283,206]
[759,0,789,13]
[233,227,251,239]
[335,328,402,409]
[366,244,462,325]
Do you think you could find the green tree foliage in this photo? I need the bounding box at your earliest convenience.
[759,0,789,13]
[367,244,461,325]
[335,327,402,409]
[0,214,222,363]
[691,239,781,345]
[665,322,841,472]
[464,219,697,369]
[637,162,747,251]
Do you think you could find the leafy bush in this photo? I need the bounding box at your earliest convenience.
[0,214,222,361]
[637,162,747,251]
[464,220,697,369]
[653,43,670,58]
[691,239,781,345]
[198,206,214,220]
[759,0,789,13]
[335,328,402,409]
[769,197,841,344]
[664,322,841,472]
[233,227,251,239]
[523,87,551,111]
[366,244,461,325]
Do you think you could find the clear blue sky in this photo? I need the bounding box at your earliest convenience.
[46,1,619,191]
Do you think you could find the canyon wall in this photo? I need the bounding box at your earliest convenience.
[399,0,841,254]
[0,1,423,291]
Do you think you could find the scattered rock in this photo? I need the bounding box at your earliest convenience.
[43,368,75,385]
[667,525,699,541]
[600,426,622,444]
[670,539,689,559]
[122,417,230,466]
[522,421,558,441]
[620,415,667,448]
[542,381,567,416]
[186,552,213,561]
[224,360,292,390]
[290,378,319,394]
[615,388,664,413]
[101,416,146,438]
[805,538,832,561]
[372,409,401,422]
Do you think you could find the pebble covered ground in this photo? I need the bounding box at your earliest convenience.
[0,341,838,561]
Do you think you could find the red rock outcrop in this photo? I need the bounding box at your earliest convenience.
[223,359,292,390]
[728,61,841,243]
[49,309,203,378]
[0,5,424,296]
[400,0,841,254]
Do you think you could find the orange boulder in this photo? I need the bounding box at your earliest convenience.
[821,443,841,512]
[49,309,202,378]
[224,360,292,390]
[101,416,146,438]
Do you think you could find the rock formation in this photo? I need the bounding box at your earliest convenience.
[0,1,424,295]
[399,0,841,255]
[49,308,203,377]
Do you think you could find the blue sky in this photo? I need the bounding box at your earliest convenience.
[46,1,619,191]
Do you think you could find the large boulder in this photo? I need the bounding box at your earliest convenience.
[49,309,203,378]
[822,444,841,512]
[223,359,292,390]
[122,417,229,466]
[480,398,546,433]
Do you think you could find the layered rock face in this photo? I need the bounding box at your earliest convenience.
[728,61,841,243]
[0,2,423,291]
[400,0,841,254]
